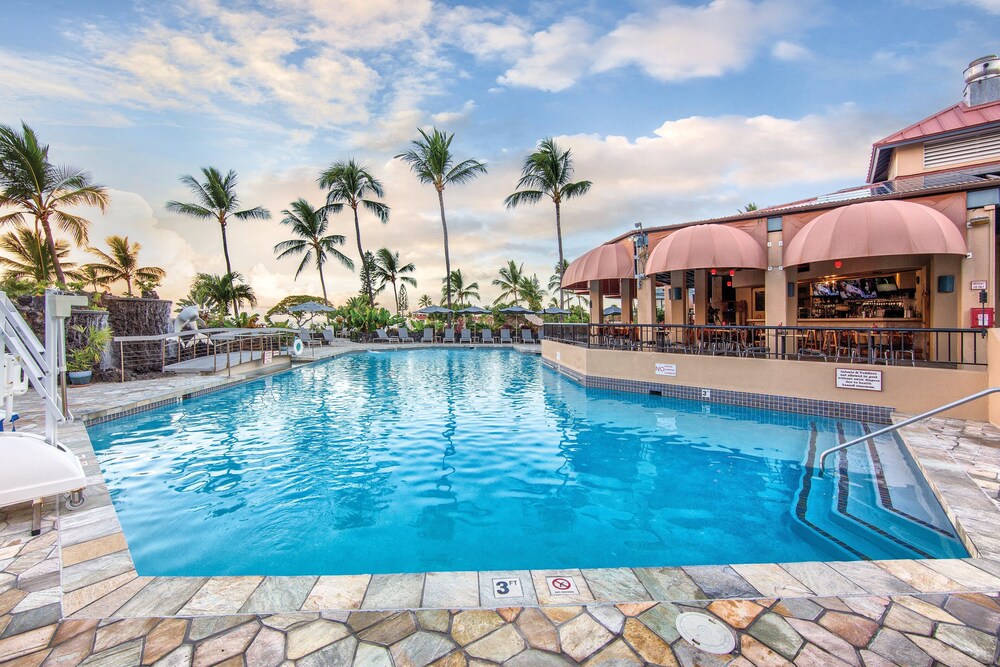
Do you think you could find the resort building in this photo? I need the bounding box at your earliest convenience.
[553,55,1000,421]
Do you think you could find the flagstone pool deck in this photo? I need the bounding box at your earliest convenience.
[2,343,1000,665]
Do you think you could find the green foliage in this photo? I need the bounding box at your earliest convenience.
[86,235,165,296]
[397,284,409,313]
[0,227,84,286]
[190,272,256,318]
[273,198,352,303]
[266,294,327,326]
[67,324,112,372]
[358,251,385,302]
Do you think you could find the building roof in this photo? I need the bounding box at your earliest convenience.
[868,99,1000,181]
[605,163,1000,245]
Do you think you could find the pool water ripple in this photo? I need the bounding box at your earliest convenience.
[88,348,966,576]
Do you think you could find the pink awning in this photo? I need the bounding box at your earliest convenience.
[783,200,967,266]
[562,242,635,290]
[645,224,766,273]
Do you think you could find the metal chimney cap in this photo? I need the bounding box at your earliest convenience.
[965,55,1000,85]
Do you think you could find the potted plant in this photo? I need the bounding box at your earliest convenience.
[66,324,112,385]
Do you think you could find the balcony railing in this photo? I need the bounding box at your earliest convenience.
[542,323,989,368]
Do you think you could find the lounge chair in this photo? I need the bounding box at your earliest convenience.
[398,326,416,343]
[481,328,494,344]
[536,328,544,343]
[460,329,472,344]
[499,328,513,344]
[374,328,398,343]
[339,327,349,338]
[421,328,434,343]
[521,328,536,344]
[442,328,456,343]
[321,328,336,345]
[298,328,322,347]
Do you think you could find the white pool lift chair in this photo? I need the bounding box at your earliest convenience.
[0,291,89,535]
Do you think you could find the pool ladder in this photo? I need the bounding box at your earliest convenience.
[816,386,1000,472]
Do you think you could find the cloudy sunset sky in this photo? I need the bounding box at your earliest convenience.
[2,0,997,309]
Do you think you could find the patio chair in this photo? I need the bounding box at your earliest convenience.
[460,329,473,344]
[298,328,322,347]
[521,328,536,344]
[398,326,416,343]
[321,328,336,345]
[374,328,398,343]
[481,328,495,344]
[339,326,349,338]
[442,328,456,343]
[421,328,434,343]
[499,328,513,344]
[536,328,544,343]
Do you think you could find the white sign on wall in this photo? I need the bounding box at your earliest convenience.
[655,363,677,377]
[836,368,882,392]
[263,351,273,365]
[971,280,988,290]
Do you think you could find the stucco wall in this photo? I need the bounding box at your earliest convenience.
[543,340,989,421]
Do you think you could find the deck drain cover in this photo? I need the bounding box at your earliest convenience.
[675,612,736,654]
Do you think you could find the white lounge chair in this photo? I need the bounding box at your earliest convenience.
[442,328,456,343]
[298,328,322,347]
[321,328,336,345]
[521,328,537,344]
[460,329,472,344]
[499,328,513,344]
[374,328,398,343]
[421,328,434,343]
[481,328,494,344]
[399,327,416,343]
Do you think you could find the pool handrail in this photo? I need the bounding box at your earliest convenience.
[816,386,1000,472]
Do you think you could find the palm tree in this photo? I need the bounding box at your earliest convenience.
[396,128,487,321]
[373,248,417,314]
[318,159,389,306]
[418,294,433,308]
[273,198,353,303]
[85,235,165,297]
[0,227,83,284]
[504,138,591,307]
[0,122,109,284]
[493,260,527,305]
[191,272,256,318]
[441,269,480,308]
[741,202,758,213]
[78,264,113,292]
[165,167,270,316]
[519,274,546,311]
[549,259,569,295]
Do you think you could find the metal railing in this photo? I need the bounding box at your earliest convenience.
[543,322,989,368]
[816,387,1000,471]
[115,328,298,380]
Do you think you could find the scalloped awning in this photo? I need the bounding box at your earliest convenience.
[783,200,967,266]
[645,224,766,273]
[562,242,635,291]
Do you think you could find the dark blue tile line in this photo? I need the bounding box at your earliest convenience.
[541,358,894,423]
[835,424,934,559]
[861,422,957,538]
[794,422,869,560]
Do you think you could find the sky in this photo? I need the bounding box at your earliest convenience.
[1,0,998,311]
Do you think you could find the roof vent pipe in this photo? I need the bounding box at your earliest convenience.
[964,55,1000,107]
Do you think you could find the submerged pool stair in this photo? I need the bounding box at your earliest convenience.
[795,421,967,561]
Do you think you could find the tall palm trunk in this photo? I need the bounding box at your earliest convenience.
[554,198,565,308]
[218,215,240,317]
[437,188,452,325]
[318,260,328,304]
[352,204,372,306]
[391,279,399,314]
[38,215,66,285]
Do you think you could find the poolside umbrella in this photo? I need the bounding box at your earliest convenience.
[457,306,490,315]
[413,306,452,315]
[287,301,336,324]
[537,307,571,316]
[500,305,534,329]
[603,305,622,316]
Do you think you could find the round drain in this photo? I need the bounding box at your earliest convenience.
[675,612,736,654]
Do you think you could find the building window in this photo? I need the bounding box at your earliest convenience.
[767,216,782,232]
[968,188,1000,209]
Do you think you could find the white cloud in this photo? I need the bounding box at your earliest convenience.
[497,18,595,92]
[772,41,813,61]
[595,0,813,81]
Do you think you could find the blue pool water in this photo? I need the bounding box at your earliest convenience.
[88,348,967,576]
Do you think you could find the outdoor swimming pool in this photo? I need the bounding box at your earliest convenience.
[88,348,966,576]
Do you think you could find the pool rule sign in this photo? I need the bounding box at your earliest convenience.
[836,368,882,391]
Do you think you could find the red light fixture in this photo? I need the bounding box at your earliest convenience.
[710,269,717,275]
[729,269,735,277]
[834,260,842,269]
[726,280,733,287]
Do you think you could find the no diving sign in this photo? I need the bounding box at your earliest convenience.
[545,576,580,595]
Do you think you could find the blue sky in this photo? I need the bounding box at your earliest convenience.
[1,0,997,308]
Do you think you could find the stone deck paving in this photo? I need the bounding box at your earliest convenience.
[2,347,1000,664]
